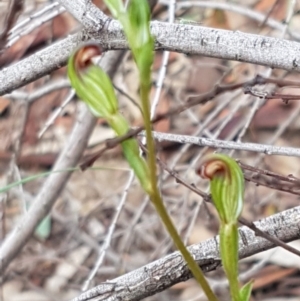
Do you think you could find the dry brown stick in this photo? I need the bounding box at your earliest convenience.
[244,175,300,196]
[239,161,300,196]
[239,161,300,184]
[259,0,280,28]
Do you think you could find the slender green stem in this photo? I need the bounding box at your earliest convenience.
[220,223,240,301]
[140,82,157,188]
[140,82,218,301]
[152,191,218,301]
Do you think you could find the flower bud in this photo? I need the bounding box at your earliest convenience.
[197,154,244,223]
[68,44,118,117]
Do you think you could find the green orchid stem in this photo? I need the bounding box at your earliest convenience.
[140,82,157,187]
[152,192,218,301]
[140,82,218,301]
[220,222,240,301]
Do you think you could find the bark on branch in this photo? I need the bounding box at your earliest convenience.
[1,1,300,95]
[73,205,300,301]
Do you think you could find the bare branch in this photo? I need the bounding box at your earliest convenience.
[7,3,65,49]
[139,131,300,158]
[2,2,300,95]
[0,33,82,95]
[72,205,300,301]
[57,0,108,35]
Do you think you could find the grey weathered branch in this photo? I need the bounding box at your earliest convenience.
[0,33,82,95]
[1,0,300,95]
[57,0,108,36]
[72,205,300,301]
[140,131,300,157]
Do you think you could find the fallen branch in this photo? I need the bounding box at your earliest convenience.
[72,205,300,301]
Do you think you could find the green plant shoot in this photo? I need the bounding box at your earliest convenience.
[68,45,151,194]
[102,0,218,300]
[68,0,218,299]
[198,154,253,301]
